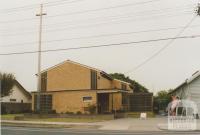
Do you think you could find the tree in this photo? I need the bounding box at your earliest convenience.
[0,72,15,97]
[153,89,173,113]
[197,4,200,16]
[109,73,149,93]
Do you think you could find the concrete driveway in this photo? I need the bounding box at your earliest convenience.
[98,117,200,131]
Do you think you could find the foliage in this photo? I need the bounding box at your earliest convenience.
[153,89,173,113]
[109,73,149,93]
[88,104,96,114]
[65,111,74,114]
[0,72,15,97]
[48,110,57,114]
[197,5,200,16]
[76,111,82,115]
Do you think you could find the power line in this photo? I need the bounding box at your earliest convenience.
[1,24,200,48]
[43,5,194,24]
[0,34,200,56]
[124,15,197,74]
[44,0,86,7]
[0,3,193,24]
[45,3,195,19]
[1,11,193,37]
[0,0,162,23]
[0,0,85,14]
[45,0,163,18]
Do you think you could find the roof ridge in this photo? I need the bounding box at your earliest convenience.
[40,59,104,74]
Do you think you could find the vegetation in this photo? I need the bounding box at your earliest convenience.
[1,114,112,122]
[0,72,15,97]
[197,5,200,16]
[1,114,23,120]
[109,73,149,93]
[76,111,82,115]
[153,89,173,113]
[87,104,96,114]
[126,112,155,118]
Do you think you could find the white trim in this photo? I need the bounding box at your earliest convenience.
[113,79,131,85]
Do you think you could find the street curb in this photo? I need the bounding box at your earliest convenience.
[1,120,102,129]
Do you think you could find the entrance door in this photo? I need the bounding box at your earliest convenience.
[97,93,109,114]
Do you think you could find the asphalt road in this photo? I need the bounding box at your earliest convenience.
[1,126,200,135]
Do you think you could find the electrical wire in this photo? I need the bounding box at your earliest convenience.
[124,15,198,74]
[1,24,200,48]
[0,3,194,25]
[0,0,163,23]
[0,0,85,14]
[0,34,200,56]
[1,11,193,37]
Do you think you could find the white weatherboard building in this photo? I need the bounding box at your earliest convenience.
[1,80,31,103]
[170,70,200,115]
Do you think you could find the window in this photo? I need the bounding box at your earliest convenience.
[83,96,92,102]
[34,94,52,112]
[122,93,128,105]
[121,83,127,90]
[91,70,97,90]
[41,72,47,92]
[10,99,16,102]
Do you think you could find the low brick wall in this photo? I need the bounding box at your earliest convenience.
[1,102,31,114]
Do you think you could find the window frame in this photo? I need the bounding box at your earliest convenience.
[83,96,92,102]
[91,70,97,90]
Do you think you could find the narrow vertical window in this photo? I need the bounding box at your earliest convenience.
[41,72,47,92]
[91,70,97,90]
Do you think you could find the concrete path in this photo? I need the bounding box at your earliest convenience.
[98,117,167,131]
[98,117,200,131]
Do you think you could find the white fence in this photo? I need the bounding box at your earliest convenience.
[168,116,196,131]
[167,100,198,131]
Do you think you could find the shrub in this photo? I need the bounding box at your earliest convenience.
[76,111,82,115]
[1,105,7,114]
[48,110,57,114]
[88,104,96,114]
[65,111,74,114]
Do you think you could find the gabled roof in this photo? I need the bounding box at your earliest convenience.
[40,59,113,80]
[14,80,31,99]
[41,60,101,74]
[170,70,200,94]
[113,78,131,85]
[39,59,135,85]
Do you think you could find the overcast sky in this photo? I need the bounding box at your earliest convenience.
[0,0,200,94]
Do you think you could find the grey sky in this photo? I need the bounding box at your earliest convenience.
[0,0,200,94]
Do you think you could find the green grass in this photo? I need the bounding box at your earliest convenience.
[1,114,24,120]
[126,112,155,118]
[1,114,111,123]
[24,117,106,123]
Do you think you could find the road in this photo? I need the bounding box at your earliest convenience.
[1,126,200,135]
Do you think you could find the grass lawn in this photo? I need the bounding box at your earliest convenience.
[1,114,111,123]
[126,112,155,118]
[24,117,106,123]
[1,114,24,120]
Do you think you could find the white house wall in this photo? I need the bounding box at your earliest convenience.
[1,85,31,103]
[175,76,200,115]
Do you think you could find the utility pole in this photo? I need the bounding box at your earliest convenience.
[36,4,46,112]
